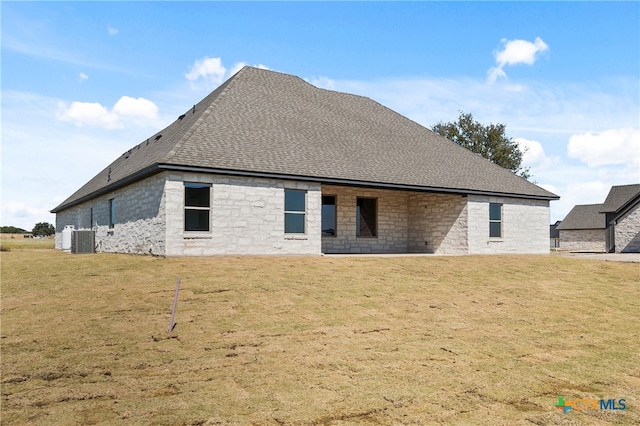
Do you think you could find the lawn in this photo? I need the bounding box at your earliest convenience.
[0,236,54,251]
[1,248,639,425]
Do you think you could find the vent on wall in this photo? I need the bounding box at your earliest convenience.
[71,230,95,254]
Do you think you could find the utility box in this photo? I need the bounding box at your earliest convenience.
[71,230,95,254]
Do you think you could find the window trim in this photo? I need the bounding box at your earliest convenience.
[356,197,378,238]
[184,182,212,234]
[108,198,115,229]
[489,202,503,239]
[284,189,307,234]
[322,195,337,237]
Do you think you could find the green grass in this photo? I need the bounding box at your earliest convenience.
[1,249,639,425]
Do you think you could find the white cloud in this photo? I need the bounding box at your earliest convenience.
[112,96,159,119]
[515,137,555,170]
[56,101,120,129]
[57,96,159,129]
[567,127,640,167]
[488,37,549,83]
[2,90,168,230]
[2,199,46,219]
[185,57,269,90]
[308,76,337,90]
[185,57,226,88]
[79,72,89,81]
[108,25,119,36]
[228,62,269,77]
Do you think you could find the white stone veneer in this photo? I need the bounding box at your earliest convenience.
[614,202,640,253]
[322,186,549,255]
[55,173,551,256]
[54,173,167,255]
[163,173,322,256]
[467,195,550,254]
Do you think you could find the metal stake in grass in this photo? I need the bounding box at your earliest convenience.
[168,277,181,334]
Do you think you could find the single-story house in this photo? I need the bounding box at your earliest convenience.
[556,204,605,252]
[52,67,559,256]
[600,184,640,253]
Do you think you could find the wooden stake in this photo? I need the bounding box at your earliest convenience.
[168,277,181,334]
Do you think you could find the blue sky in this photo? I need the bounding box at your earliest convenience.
[2,1,639,230]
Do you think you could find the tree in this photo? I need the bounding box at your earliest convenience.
[32,222,55,237]
[0,226,28,234]
[432,112,531,180]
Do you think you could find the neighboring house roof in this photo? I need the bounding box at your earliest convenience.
[549,220,561,238]
[556,204,605,230]
[599,184,640,214]
[52,67,558,213]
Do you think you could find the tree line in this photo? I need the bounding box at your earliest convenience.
[1,222,55,236]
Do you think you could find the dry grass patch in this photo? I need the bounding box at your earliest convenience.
[0,237,54,252]
[1,250,639,425]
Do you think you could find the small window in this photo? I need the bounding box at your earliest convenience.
[90,207,94,228]
[322,195,337,237]
[356,197,377,237]
[108,199,115,229]
[285,189,306,234]
[185,183,211,232]
[489,203,502,238]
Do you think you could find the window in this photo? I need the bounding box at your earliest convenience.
[322,195,337,236]
[489,203,502,238]
[184,183,211,232]
[356,197,377,237]
[108,199,115,229]
[284,189,306,234]
[90,207,94,228]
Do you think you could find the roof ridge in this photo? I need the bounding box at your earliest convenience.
[160,67,247,164]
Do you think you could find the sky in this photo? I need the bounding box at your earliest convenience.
[2,1,639,231]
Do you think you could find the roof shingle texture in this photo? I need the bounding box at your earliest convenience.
[53,67,558,212]
[556,204,605,230]
[600,184,640,213]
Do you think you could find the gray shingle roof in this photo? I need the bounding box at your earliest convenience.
[52,67,558,213]
[600,184,640,213]
[556,204,605,230]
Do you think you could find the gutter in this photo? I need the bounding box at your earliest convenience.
[52,163,559,213]
[158,164,559,201]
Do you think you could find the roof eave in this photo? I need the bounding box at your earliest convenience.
[158,164,560,201]
[600,192,640,215]
[51,163,559,214]
[50,165,161,213]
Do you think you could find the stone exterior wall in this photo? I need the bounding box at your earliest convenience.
[320,186,409,254]
[54,173,167,255]
[407,193,468,254]
[467,195,550,254]
[615,202,640,253]
[55,173,552,256]
[164,173,322,256]
[558,229,605,253]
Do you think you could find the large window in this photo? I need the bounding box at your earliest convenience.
[489,203,502,238]
[322,195,337,237]
[185,183,211,232]
[108,199,115,229]
[356,197,377,237]
[284,189,306,234]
